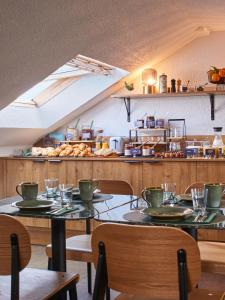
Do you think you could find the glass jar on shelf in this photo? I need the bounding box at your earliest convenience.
[95,128,104,150]
[81,125,93,140]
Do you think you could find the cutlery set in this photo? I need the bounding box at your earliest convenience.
[192,212,218,223]
[45,206,79,215]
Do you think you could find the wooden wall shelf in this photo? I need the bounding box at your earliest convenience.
[112,91,225,122]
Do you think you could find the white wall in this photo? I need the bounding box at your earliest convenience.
[64,31,225,137]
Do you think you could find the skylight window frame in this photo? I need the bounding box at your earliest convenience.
[11,54,115,108]
[11,76,79,108]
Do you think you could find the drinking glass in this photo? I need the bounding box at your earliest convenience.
[161,183,176,205]
[191,188,208,214]
[44,178,59,198]
[59,184,73,206]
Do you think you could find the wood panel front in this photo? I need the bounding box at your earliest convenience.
[92,161,142,196]
[143,161,197,194]
[6,159,49,229]
[0,159,6,199]
[30,160,48,192]
[47,160,67,183]
[66,160,92,185]
[6,159,33,197]
[197,161,225,183]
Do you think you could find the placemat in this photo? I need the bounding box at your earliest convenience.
[123,210,225,226]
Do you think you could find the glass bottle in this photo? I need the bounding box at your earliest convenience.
[95,128,103,150]
[212,127,224,158]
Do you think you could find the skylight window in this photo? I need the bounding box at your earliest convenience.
[12,55,115,107]
[14,80,57,104]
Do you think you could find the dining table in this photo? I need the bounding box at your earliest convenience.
[0,193,139,272]
[93,198,225,240]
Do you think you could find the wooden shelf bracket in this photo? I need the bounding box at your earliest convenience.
[209,93,215,121]
[123,97,131,122]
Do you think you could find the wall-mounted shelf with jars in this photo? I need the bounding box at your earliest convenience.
[112,90,225,121]
[129,128,168,145]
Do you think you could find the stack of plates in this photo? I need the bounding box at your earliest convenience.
[141,207,193,220]
[12,199,55,210]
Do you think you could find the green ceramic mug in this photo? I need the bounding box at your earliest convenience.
[16,182,38,201]
[142,187,163,208]
[79,179,99,201]
[204,183,224,208]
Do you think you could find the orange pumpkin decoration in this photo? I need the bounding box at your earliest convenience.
[211,73,220,82]
[219,68,225,77]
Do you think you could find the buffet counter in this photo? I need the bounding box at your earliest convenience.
[0,156,224,244]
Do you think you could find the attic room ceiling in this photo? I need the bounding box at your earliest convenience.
[1,0,225,110]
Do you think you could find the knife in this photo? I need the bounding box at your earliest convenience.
[51,207,79,216]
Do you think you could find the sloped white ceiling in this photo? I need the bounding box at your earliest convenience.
[1,0,225,111]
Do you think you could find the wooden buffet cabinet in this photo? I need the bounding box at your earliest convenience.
[0,157,225,244]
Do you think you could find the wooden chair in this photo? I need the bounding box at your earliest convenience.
[184,182,225,276]
[0,214,79,300]
[91,223,224,300]
[184,182,204,194]
[46,179,134,294]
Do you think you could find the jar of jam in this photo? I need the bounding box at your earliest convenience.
[124,144,133,157]
[135,119,144,129]
[132,147,142,157]
[142,146,150,156]
[81,125,93,140]
[146,116,155,128]
[155,119,165,128]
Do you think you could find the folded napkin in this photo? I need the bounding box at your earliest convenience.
[198,212,218,224]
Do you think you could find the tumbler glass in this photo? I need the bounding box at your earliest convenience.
[191,188,208,214]
[44,178,59,198]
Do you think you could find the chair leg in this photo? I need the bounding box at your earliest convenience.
[106,286,111,300]
[87,262,92,294]
[69,283,78,300]
[48,257,53,270]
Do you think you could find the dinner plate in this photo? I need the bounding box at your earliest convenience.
[176,194,192,201]
[12,199,56,210]
[72,193,113,203]
[140,207,193,219]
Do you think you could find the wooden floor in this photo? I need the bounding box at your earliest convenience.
[28,246,224,299]
[28,245,119,300]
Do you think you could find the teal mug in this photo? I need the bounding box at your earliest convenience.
[142,187,163,208]
[204,183,224,208]
[79,179,99,201]
[16,182,38,201]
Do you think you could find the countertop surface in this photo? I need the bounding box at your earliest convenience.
[1,156,225,162]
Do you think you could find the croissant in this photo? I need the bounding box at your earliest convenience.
[79,143,87,151]
[60,144,68,150]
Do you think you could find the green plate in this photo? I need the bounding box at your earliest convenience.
[176,194,192,201]
[140,207,193,219]
[12,200,56,210]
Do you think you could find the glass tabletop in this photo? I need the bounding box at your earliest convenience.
[0,194,138,220]
[94,198,225,230]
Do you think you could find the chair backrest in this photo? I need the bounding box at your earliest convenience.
[97,180,134,195]
[92,223,201,300]
[0,215,31,275]
[184,182,204,194]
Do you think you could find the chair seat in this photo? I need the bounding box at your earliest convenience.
[115,289,224,300]
[199,272,225,292]
[198,241,225,275]
[0,268,79,300]
[46,234,93,262]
